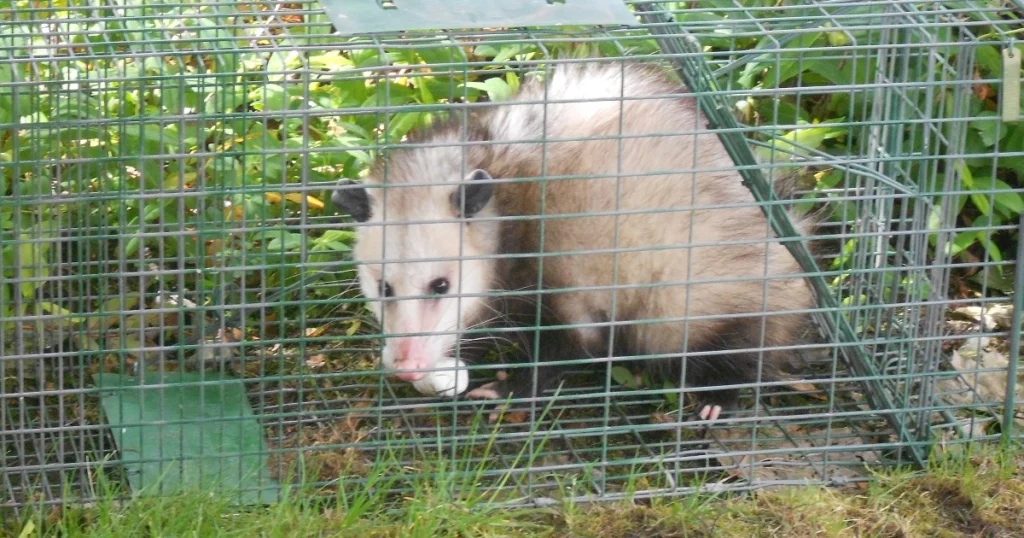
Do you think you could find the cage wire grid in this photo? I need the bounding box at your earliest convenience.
[0,0,1020,510]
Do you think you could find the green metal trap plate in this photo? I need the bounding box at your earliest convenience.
[95,371,280,504]
[319,0,637,35]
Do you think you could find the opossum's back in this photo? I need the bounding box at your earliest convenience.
[500,63,761,227]
[496,64,814,336]
[502,64,800,268]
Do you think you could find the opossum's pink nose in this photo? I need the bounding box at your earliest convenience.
[392,338,429,382]
[394,370,425,382]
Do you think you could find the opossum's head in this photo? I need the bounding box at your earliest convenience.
[331,155,501,385]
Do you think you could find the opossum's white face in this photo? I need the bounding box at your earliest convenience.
[331,166,499,386]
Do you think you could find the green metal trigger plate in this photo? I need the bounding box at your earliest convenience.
[95,371,280,505]
[319,0,637,35]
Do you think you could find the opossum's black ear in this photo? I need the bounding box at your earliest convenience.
[452,169,494,219]
[331,180,372,222]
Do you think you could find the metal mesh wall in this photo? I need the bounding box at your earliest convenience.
[1,0,1020,510]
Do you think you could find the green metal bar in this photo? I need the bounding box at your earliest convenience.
[1002,210,1024,443]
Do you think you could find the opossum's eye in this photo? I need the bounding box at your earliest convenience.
[379,281,393,298]
[429,278,450,296]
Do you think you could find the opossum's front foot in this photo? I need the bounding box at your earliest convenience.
[697,404,724,422]
[464,380,513,423]
[465,380,508,401]
[465,371,562,424]
[690,389,740,428]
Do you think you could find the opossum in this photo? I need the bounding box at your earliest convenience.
[331,61,818,422]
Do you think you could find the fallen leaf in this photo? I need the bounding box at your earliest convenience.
[283,192,325,211]
[503,411,529,424]
[206,239,225,256]
[217,327,243,343]
[974,83,992,101]
[306,354,326,368]
[651,412,676,424]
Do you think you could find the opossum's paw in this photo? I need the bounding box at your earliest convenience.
[466,372,562,423]
[691,391,740,427]
[697,404,724,422]
[465,380,510,401]
[465,381,513,423]
[466,380,546,424]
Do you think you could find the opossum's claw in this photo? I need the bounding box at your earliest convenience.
[698,404,723,422]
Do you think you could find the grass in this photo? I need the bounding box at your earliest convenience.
[3,443,1022,538]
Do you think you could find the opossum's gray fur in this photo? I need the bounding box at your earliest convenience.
[332,60,820,419]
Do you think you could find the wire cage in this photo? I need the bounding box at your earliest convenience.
[1,0,1021,511]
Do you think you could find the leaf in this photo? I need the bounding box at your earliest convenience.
[309,51,354,72]
[757,122,845,160]
[786,381,819,392]
[16,233,52,299]
[143,202,164,223]
[266,232,303,252]
[493,46,524,64]
[969,111,1002,147]
[968,266,1015,294]
[319,229,354,243]
[472,44,500,59]
[38,302,86,323]
[976,232,1003,262]
[417,76,436,105]
[506,71,520,96]
[826,30,849,47]
[414,45,458,66]
[266,51,289,82]
[318,241,351,252]
[124,234,142,257]
[264,192,325,211]
[971,191,992,216]
[760,32,824,88]
[502,410,529,424]
[122,124,168,149]
[254,84,289,112]
[948,230,980,258]
[17,520,34,538]
[663,380,679,406]
[89,294,140,332]
[336,121,372,139]
[285,193,325,210]
[611,366,636,388]
[462,77,513,102]
[972,176,1024,215]
[974,45,1003,76]
[0,284,12,322]
[385,112,422,141]
[363,82,415,108]
[756,98,808,126]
